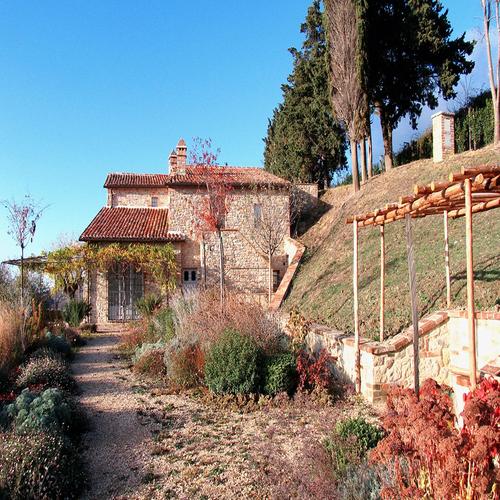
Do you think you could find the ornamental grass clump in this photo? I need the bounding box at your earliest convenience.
[0,431,84,500]
[165,343,205,389]
[204,328,261,395]
[17,355,75,391]
[133,349,167,379]
[0,301,23,373]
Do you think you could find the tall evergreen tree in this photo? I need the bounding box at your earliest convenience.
[264,1,347,187]
[362,0,474,169]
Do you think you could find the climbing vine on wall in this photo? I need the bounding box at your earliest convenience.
[42,243,178,297]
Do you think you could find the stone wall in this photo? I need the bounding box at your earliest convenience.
[100,182,291,305]
[169,186,290,299]
[108,187,170,208]
[305,310,500,405]
[293,183,319,212]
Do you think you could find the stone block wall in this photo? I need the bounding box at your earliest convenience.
[108,187,170,208]
[305,310,500,404]
[99,182,291,303]
[169,186,290,299]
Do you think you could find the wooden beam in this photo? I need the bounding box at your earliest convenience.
[405,214,420,397]
[464,179,477,389]
[444,211,451,308]
[462,165,500,176]
[353,219,361,393]
[380,224,385,342]
[448,197,500,218]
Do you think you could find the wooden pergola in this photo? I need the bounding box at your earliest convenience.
[347,164,500,394]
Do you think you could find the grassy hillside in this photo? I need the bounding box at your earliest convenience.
[286,145,500,339]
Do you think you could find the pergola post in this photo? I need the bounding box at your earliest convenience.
[444,211,451,308]
[464,179,477,388]
[379,224,385,341]
[405,214,420,396]
[353,219,361,393]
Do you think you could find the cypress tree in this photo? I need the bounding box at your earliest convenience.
[363,0,474,169]
[264,1,347,187]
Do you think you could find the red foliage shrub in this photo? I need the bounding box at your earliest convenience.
[133,349,167,378]
[0,390,16,403]
[167,344,205,388]
[296,349,334,391]
[371,378,500,499]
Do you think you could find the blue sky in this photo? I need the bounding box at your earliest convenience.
[0,0,495,262]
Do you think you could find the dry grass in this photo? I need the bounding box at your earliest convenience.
[0,301,23,373]
[287,145,500,339]
[171,289,285,355]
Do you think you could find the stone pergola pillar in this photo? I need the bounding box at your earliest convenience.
[432,111,455,163]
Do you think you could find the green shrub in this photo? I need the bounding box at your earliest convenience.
[45,331,72,357]
[62,299,91,327]
[336,417,384,454]
[204,329,261,395]
[0,431,84,499]
[324,431,364,479]
[262,352,297,395]
[1,388,78,435]
[17,356,75,391]
[165,343,205,388]
[136,294,162,318]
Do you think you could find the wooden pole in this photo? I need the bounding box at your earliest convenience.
[405,214,420,396]
[444,211,451,308]
[353,219,361,393]
[464,179,477,388]
[380,224,385,341]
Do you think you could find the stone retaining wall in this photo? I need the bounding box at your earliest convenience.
[306,310,500,404]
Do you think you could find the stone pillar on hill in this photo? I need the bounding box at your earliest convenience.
[432,111,455,163]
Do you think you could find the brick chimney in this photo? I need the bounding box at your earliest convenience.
[168,150,177,173]
[176,138,187,173]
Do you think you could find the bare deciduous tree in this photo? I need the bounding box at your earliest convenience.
[481,0,500,145]
[325,0,367,192]
[2,195,46,309]
[243,185,291,304]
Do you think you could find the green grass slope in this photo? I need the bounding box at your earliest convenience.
[286,145,500,339]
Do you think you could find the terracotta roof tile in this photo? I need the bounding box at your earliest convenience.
[79,207,184,243]
[104,166,290,188]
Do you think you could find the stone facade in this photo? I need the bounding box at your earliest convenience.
[87,159,293,321]
[304,310,500,409]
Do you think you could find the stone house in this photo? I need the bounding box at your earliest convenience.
[80,139,300,323]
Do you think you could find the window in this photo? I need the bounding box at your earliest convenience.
[183,269,198,283]
[273,270,281,291]
[253,203,262,227]
[151,196,158,207]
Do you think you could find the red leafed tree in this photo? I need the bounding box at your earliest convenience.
[190,138,232,305]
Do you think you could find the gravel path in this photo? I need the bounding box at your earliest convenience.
[73,326,151,499]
